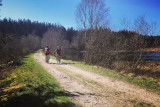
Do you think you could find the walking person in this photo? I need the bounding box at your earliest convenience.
[44,46,50,63]
[54,46,61,64]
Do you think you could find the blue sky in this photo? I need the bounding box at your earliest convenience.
[1,0,160,33]
[106,0,160,31]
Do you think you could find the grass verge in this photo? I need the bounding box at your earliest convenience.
[56,58,160,94]
[0,54,75,107]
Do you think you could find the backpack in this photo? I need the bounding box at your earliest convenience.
[56,48,61,55]
[44,47,50,54]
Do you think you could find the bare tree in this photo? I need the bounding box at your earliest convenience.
[76,0,109,40]
[121,17,131,31]
[134,16,159,36]
[124,16,159,72]
[76,0,110,63]
[20,33,40,54]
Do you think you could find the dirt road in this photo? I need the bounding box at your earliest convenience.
[34,53,160,107]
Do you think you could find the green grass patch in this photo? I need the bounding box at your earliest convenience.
[55,58,160,94]
[0,54,75,107]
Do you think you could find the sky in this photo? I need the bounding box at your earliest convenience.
[1,0,160,34]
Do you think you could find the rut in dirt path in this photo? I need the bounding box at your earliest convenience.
[34,53,160,107]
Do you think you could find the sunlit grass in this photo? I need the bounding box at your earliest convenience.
[0,54,75,107]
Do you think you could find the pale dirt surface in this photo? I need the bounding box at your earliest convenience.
[34,53,160,107]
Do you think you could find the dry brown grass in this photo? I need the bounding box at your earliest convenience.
[113,61,160,80]
[142,47,160,52]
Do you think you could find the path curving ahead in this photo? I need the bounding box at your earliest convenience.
[34,52,160,107]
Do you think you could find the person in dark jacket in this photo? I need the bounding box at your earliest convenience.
[54,46,61,64]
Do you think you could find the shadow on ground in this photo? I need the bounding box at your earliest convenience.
[65,91,96,97]
[49,62,75,65]
[0,84,75,107]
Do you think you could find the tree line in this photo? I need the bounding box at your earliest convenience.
[0,18,77,65]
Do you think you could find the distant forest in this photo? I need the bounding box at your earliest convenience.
[0,18,64,38]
